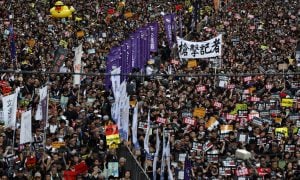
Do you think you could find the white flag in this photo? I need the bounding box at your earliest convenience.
[73,44,83,86]
[132,102,140,149]
[153,128,160,179]
[35,86,47,121]
[144,110,151,154]
[2,89,19,128]
[120,96,130,141]
[110,67,121,99]
[160,129,166,180]
[20,110,32,144]
[166,136,174,180]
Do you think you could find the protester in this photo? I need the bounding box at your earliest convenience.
[0,0,299,179]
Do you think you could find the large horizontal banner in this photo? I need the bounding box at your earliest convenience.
[177,34,222,59]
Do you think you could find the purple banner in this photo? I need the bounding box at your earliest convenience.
[121,42,127,82]
[130,33,138,69]
[124,39,132,74]
[105,46,121,89]
[163,14,176,48]
[148,23,158,52]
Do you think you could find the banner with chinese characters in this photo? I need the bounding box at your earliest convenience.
[177,34,222,59]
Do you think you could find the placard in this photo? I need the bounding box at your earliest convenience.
[51,141,66,148]
[193,107,206,118]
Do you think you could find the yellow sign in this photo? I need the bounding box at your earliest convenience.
[230,103,248,115]
[193,107,206,118]
[275,127,288,137]
[281,98,293,107]
[205,116,218,129]
[220,125,234,133]
[187,60,197,68]
[51,141,66,148]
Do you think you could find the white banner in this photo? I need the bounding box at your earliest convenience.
[160,129,166,180]
[73,44,83,86]
[110,67,121,99]
[144,110,151,154]
[153,129,160,180]
[177,34,222,59]
[166,136,174,180]
[120,96,129,141]
[35,86,47,121]
[2,89,19,128]
[132,102,139,149]
[20,110,32,144]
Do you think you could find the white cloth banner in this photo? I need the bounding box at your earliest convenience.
[144,110,151,154]
[153,129,160,179]
[20,110,32,144]
[73,44,83,85]
[132,102,139,149]
[110,67,121,99]
[2,89,19,128]
[35,86,47,121]
[120,96,129,141]
[160,129,166,180]
[177,34,222,59]
[166,136,174,180]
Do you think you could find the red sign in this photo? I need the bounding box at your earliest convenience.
[226,114,237,120]
[214,101,222,108]
[257,168,271,176]
[243,76,252,82]
[156,117,167,124]
[236,167,249,176]
[184,117,196,126]
[249,97,261,102]
[105,125,119,136]
[196,85,206,92]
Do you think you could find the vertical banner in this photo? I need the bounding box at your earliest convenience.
[132,102,140,149]
[35,86,48,121]
[120,42,127,82]
[120,96,129,141]
[148,23,159,52]
[144,110,151,154]
[130,33,138,68]
[20,110,32,144]
[73,44,83,86]
[166,136,174,180]
[153,129,160,179]
[9,25,16,61]
[163,14,176,48]
[124,39,133,74]
[2,89,19,128]
[184,154,192,180]
[160,129,166,180]
[110,67,121,100]
[105,46,121,89]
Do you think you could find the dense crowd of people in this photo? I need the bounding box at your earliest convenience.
[0,0,299,179]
